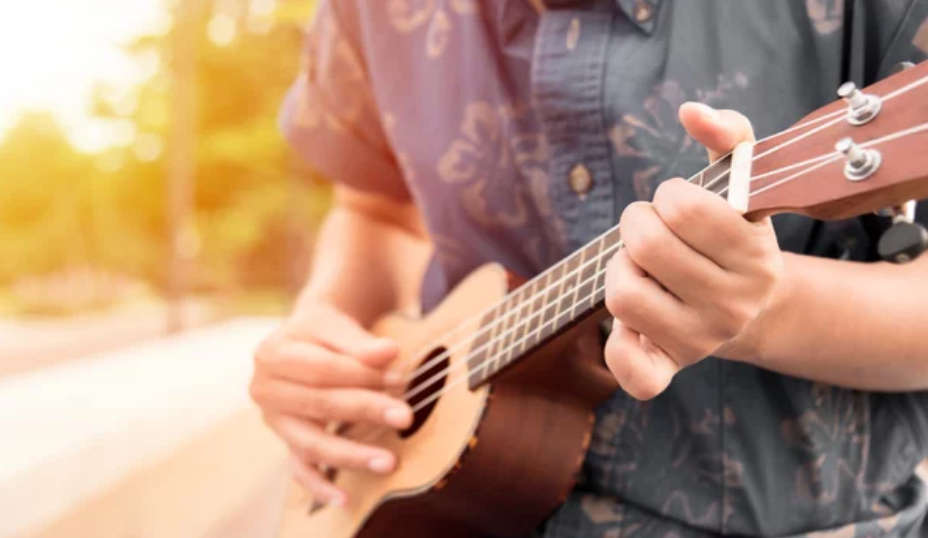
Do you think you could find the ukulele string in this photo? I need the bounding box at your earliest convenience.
[389,69,928,394]
[394,101,864,386]
[348,117,928,448]
[388,110,855,383]
[394,104,886,392]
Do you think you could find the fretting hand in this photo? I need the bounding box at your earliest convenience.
[603,103,785,400]
[250,302,413,506]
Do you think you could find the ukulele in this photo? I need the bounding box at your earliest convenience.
[275,59,928,538]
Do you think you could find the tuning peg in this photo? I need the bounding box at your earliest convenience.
[877,200,928,264]
[837,82,882,125]
[892,61,916,75]
[835,137,881,181]
[879,221,928,264]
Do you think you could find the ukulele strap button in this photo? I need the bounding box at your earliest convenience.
[835,137,881,182]
[877,201,928,264]
[837,82,882,126]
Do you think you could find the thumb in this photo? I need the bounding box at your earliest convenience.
[297,307,398,368]
[679,102,755,163]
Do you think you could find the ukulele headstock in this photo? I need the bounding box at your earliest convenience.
[745,59,928,221]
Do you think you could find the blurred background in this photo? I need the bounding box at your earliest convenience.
[1,0,324,536]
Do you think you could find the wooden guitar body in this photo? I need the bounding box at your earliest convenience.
[277,263,618,538]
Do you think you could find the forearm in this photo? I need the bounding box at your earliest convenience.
[727,252,928,391]
[296,188,431,327]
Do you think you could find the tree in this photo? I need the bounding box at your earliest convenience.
[0,0,329,313]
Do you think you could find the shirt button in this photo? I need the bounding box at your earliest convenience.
[566,17,581,51]
[634,1,653,22]
[569,164,594,197]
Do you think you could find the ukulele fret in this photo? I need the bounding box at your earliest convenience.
[524,270,552,349]
[537,263,564,344]
[556,251,583,330]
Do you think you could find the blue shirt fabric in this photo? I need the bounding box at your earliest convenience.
[279,1,928,536]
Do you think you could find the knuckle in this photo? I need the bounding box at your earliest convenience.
[619,201,649,231]
[318,439,365,469]
[627,224,666,262]
[303,389,334,419]
[299,440,323,462]
[754,256,782,288]
[603,334,625,371]
[652,178,684,206]
[655,185,702,230]
[248,378,264,404]
[254,333,285,369]
[627,376,664,401]
[312,354,342,386]
[620,360,663,401]
[605,279,641,320]
[366,399,387,424]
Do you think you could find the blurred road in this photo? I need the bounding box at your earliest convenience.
[0,300,218,378]
[0,317,289,538]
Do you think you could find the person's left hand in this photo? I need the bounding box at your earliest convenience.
[603,102,784,400]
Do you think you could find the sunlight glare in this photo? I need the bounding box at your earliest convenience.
[0,0,167,152]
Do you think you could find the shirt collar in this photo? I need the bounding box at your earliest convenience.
[533,0,661,35]
[615,0,661,35]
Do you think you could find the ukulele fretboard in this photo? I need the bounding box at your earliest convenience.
[466,153,734,388]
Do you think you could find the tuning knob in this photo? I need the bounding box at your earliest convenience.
[879,222,928,264]
[892,61,916,75]
[835,137,881,181]
[837,82,882,125]
[877,200,928,264]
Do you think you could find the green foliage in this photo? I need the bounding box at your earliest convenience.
[0,0,328,311]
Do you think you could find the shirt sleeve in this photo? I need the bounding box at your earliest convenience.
[278,0,410,201]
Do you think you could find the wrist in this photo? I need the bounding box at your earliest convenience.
[716,253,798,364]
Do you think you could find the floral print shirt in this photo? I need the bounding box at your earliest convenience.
[279,0,928,536]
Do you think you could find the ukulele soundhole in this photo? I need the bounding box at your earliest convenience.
[399,347,449,439]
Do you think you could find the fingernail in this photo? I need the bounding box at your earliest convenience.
[368,454,395,474]
[383,407,411,428]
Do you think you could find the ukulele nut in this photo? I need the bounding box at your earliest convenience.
[836,137,881,182]
[837,82,882,126]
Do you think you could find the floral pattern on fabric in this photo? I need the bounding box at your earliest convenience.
[806,0,845,35]
[292,8,367,131]
[437,101,562,268]
[609,74,750,200]
[387,0,478,59]
[781,384,871,517]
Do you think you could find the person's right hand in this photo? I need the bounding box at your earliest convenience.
[249,302,413,507]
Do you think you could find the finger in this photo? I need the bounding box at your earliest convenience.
[251,380,413,429]
[290,455,347,507]
[604,320,679,401]
[270,415,400,475]
[678,102,755,162]
[619,201,727,303]
[651,179,777,273]
[604,249,703,362]
[292,310,399,369]
[263,341,394,389]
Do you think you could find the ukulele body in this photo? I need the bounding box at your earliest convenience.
[276,263,618,538]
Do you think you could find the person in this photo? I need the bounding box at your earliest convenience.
[248,1,928,536]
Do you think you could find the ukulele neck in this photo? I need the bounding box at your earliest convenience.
[466,156,735,388]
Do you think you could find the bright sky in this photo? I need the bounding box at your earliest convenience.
[0,0,170,152]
